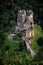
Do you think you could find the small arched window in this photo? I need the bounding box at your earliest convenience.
[30,22,32,25]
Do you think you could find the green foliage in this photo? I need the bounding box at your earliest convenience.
[40,20,43,30]
[37,37,43,46]
[0,25,43,65]
[10,20,17,27]
[0,30,6,46]
[4,26,11,32]
[5,45,10,51]
[16,32,22,37]
[31,25,43,53]
[33,46,43,63]
[0,0,43,65]
[19,41,26,51]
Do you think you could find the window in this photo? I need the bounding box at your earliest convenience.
[28,26,33,31]
[18,30,20,32]
[29,37,31,40]
[30,22,32,25]
[30,26,33,30]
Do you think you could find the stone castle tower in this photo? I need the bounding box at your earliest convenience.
[16,10,34,44]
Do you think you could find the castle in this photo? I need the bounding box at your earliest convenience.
[15,10,34,44]
[8,10,35,56]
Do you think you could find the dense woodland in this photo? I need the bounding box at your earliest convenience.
[0,0,43,65]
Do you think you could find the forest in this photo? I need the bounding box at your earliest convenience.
[0,0,43,65]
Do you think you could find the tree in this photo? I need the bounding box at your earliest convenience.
[16,32,22,37]
[37,37,43,46]
[0,30,6,45]
[34,46,43,64]
[19,40,26,51]
[10,20,17,27]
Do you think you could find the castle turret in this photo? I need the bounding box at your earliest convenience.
[17,10,26,26]
[27,10,34,37]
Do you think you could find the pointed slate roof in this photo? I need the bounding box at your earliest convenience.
[24,18,29,24]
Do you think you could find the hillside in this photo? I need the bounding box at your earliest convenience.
[0,0,43,65]
[0,25,42,65]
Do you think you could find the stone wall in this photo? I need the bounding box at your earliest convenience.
[16,10,34,44]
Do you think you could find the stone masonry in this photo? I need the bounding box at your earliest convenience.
[15,10,34,44]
